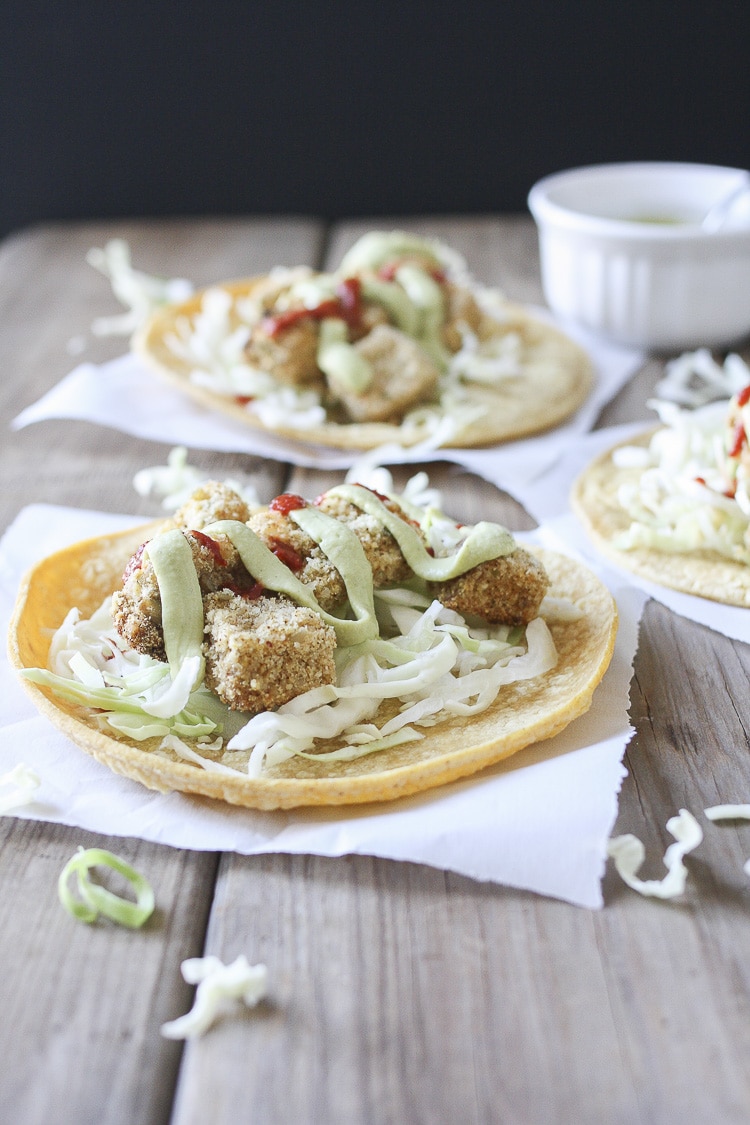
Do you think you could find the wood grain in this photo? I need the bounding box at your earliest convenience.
[4,214,750,1124]
[0,219,321,1125]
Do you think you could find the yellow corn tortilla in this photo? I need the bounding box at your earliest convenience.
[132,280,593,451]
[9,522,617,809]
[572,429,750,606]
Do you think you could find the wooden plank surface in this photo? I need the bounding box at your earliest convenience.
[0,218,321,1125]
[3,215,750,1124]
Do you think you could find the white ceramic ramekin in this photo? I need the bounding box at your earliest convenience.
[527,162,750,351]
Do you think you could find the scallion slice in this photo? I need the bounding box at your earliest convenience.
[58,846,155,928]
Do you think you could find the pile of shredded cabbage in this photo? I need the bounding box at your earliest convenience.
[24,579,560,779]
[612,354,750,563]
[86,239,194,337]
[132,445,261,513]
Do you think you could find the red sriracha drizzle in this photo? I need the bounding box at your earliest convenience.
[268,494,307,569]
[729,422,747,460]
[729,386,750,458]
[695,475,739,500]
[122,542,146,582]
[270,493,307,515]
[336,277,363,324]
[269,538,305,571]
[262,278,364,336]
[189,529,226,567]
[225,579,266,600]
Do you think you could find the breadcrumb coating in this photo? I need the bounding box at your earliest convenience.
[111,583,165,662]
[112,528,254,661]
[314,490,417,585]
[247,508,347,612]
[203,590,336,712]
[429,547,550,625]
[348,301,389,341]
[173,481,254,530]
[442,282,484,352]
[110,480,549,723]
[330,324,439,423]
[245,317,321,386]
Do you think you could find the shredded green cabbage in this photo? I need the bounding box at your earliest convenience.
[161,955,268,1039]
[607,810,703,899]
[612,397,750,562]
[231,598,557,777]
[87,238,193,336]
[25,579,557,779]
[22,469,567,778]
[0,764,41,813]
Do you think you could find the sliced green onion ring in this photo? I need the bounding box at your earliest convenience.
[58,846,155,928]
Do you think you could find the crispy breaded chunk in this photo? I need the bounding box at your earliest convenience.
[203,591,337,712]
[245,268,314,311]
[442,282,484,352]
[314,490,417,586]
[245,317,321,386]
[429,547,550,625]
[111,529,253,661]
[247,508,347,612]
[348,301,389,342]
[329,324,438,423]
[173,481,253,530]
[111,541,165,660]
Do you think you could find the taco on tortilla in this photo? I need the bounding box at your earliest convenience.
[572,387,750,606]
[10,478,616,809]
[132,231,593,452]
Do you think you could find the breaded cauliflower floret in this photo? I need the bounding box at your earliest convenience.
[245,317,321,386]
[348,301,389,342]
[247,508,347,613]
[442,282,484,352]
[429,547,550,626]
[111,529,253,661]
[111,543,165,661]
[245,267,315,311]
[203,590,337,712]
[173,481,254,530]
[314,490,418,586]
[328,323,438,423]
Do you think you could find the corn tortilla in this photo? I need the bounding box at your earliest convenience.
[132,280,593,451]
[9,522,617,809]
[572,429,750,607]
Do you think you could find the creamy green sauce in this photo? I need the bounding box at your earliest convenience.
[622,214,690,225]
[205,519,378,646]
[326,485,516,579]
[337,231,443,274]
[145,487,516,665]
[282,232,456,390]
[392,264,450,369]
[360,277,421,336]
[316,318,373,395]
[145,530,205,674]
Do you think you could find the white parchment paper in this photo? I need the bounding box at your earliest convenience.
[12,315,643,492]
[1,504,647,908]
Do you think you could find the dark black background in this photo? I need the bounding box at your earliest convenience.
[2,1,749,238]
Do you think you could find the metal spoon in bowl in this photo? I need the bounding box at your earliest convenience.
[700,172,750,231]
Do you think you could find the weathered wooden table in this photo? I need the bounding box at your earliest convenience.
[2,215,750,1125]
